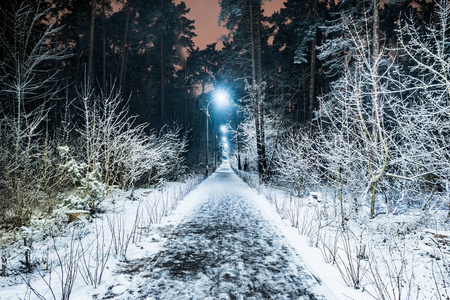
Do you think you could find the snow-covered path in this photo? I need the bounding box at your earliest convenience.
[105,163,332,299]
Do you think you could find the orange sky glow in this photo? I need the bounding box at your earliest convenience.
[176,0,285,49]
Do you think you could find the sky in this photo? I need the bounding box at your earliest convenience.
[177,0,286,49]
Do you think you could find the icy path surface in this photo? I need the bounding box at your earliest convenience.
[108,163,332,299]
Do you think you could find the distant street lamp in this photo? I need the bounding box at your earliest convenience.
[205,89,229,175]
[220,124,228,134]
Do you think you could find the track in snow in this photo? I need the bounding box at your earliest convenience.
[106,163,330,300]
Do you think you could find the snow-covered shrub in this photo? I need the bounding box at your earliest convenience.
[0,118,42,228]
[76,81,188,192]
[0,116,66,228]
[232,118,258,172]
[78,220,111,288]
[59,146,106,214]
[335,229,369,290]
[275,129,320,198]
[156,124,189,181]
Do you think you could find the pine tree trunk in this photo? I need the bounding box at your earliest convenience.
[119,5,131,93]
[184,68,188,133]
[257,1,263,84]
[257,0,267,180]
[308,0,318,121]
[102,1,106,92]
[160,0,166,128]
[160,34,166,127]
[308,35,317,120]
[88,0,96,81]
[249,0,256,83]
[249,0,265,181]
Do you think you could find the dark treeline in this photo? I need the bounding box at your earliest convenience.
[0,0,436,171]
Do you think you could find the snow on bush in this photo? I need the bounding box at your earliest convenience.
[58,146,106,214]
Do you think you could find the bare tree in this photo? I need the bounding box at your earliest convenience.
[75,77,188,198]
[0,1,67,227]
[275,130,319,199]
[394,0,450,214]
[317,16,399,219]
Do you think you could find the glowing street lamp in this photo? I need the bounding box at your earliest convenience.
[214,89,230,106]
[220,125,228,134]
[205,89,230,174]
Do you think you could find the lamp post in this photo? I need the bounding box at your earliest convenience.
[205,89,229,175]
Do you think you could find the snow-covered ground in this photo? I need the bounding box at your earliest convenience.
[0,174,204,299]
[0,161,369,300]
[2,161,447,299]
[235,168,450,300]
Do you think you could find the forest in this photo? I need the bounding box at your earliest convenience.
[0,0,449,299]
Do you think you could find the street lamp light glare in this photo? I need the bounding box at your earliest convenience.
[220,125,227,133]
[214,90,229,106]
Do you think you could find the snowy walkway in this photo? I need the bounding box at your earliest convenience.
[106,163,332,299]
